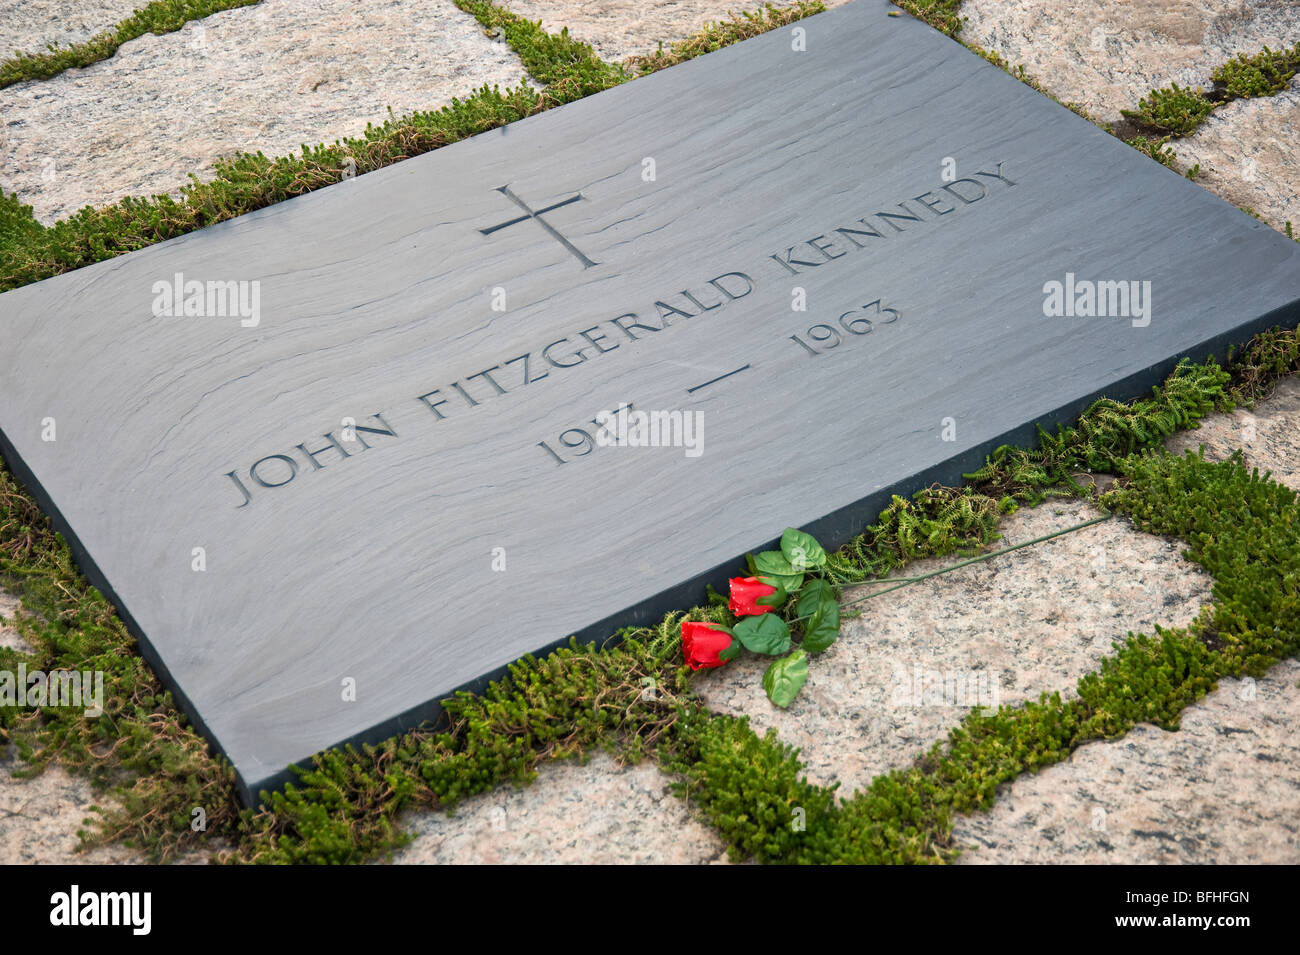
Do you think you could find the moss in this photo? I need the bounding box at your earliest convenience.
[1121,83,1216,137]
[0,191,44,248]
[827,486,1011,585]
[230,632,706,863]
[1210,43,1300,100]
[662,711,839,864]
[1225,325,1300,404]
[894,0,965,38]
[1105,449,1300,676]
[1115,43,1300,148]
[453,0,627,94]
[956,357,1229,502]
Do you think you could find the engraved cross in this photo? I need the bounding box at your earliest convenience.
[479,185,598,269]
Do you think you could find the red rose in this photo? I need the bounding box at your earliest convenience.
[729,576,778,616]
[681,621,734,670]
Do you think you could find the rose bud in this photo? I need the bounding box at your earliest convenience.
[681,621,736,670]
[728,576,782,616]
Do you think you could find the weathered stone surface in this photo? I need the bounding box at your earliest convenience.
[3,0,1299,805]
[391,752,730,864]
[0,760,130,864]
[961,0,1300,231]
[0,754,223,864]
[954,658,1300,864]
[961,0,1300,125]
[697,499,1213,794]
[0,0,527,224]
[1166,375,1300,488]
[0,589,25,653]
[0,756,141,864]
[1172,84,1300,252]
[0,0,145,58]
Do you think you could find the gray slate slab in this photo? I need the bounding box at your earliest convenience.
[2,0,1299,803]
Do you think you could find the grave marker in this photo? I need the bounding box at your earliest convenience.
[2,0,1299,803]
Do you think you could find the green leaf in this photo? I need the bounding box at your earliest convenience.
[763,649,809,708]
[754,550,794,574]
[734,613,792,655]
[781,527,826,571]
[803,613,839,652]
[798,580,840,654]
[718,636,743,662]
[753,550,803,593]
[797,578,835,615]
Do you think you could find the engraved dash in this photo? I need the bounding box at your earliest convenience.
[686,364,751,394]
